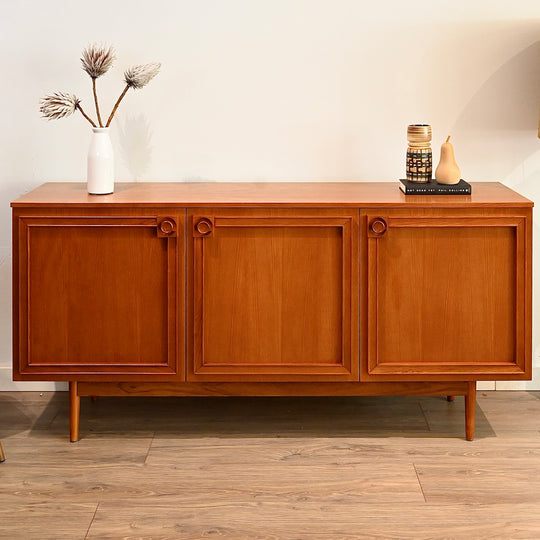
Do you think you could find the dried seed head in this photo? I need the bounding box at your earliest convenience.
[124,62,161,89]
[81,43,116,79]
[40,92,80,120]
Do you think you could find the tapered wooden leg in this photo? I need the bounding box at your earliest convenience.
[447,395,455,402]
[0,442,5,462]
[465,381,476,441]
[69,381,80,443]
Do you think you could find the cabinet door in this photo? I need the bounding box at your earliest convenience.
[361,208,532,381]
[14,212,184,380]
[188,209,359,381]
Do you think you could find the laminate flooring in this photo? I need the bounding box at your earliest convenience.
[1,391,540,539]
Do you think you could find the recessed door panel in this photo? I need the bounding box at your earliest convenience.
[189,209,359,381]
[15,214,183,380]
[362,209,531,380]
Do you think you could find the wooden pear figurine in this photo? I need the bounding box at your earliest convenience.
[435,136,461,184]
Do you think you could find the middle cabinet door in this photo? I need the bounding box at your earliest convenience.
[188,208,359,381]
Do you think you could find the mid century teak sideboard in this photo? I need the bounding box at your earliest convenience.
[11,182,533,441]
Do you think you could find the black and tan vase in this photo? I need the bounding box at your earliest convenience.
[406,124,432,183]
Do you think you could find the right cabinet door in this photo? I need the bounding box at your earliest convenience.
[362,208,532,381]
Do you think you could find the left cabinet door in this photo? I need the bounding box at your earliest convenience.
[13,211,185,381]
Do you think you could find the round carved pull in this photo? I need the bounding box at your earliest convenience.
[196,218,213,236]
[370,218,387,235]
[159,218,176,235]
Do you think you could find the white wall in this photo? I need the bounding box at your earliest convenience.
[1,0,539,390]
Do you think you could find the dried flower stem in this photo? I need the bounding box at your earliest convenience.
[106,84,129,127]
[76,102,97,127]
[92,78,103,127]
[41,48,159,130]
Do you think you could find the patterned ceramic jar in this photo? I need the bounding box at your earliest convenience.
[406,124,432,182]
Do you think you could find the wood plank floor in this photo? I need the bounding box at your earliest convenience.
[1,391,540,539]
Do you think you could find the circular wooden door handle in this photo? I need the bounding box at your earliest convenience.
[370,218,387,235]
[196,218,213,235]
[158,218,176,235]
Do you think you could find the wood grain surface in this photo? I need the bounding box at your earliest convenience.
[2,390,540,539]
[361,206,532,381]
[11,183,533,445]
[11,181,534,208]
[188,208,359,381]
[13,210,185,381]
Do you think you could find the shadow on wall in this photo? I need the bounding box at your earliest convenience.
[455,40,540,132]
[453,40,540,176]
[116,114,153,180]
[0,250,12,373]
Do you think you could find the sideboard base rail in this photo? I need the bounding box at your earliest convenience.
[68,380,476,442]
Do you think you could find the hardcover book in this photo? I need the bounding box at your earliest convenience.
[399,179,472,195]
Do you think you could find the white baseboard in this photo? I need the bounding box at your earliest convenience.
[493,366,540,390]
[0,367,67,391]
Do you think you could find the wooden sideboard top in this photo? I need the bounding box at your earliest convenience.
[11,181,533,208]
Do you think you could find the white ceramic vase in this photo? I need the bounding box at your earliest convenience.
[87,127,114,195]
